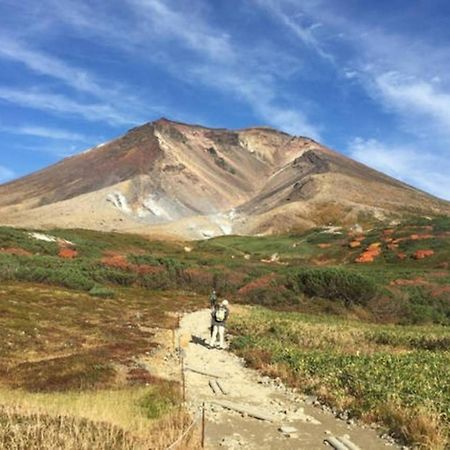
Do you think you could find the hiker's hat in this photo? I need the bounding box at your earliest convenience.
[222,299,229,306]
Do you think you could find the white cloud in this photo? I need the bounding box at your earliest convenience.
[253,0,333,61]
[0,87,141,125]
[0,166,15,183]
[348,137,450,200]
[1,125,87,141]
[43,0,320,138]
[0,36,157,128]
[374,72,450,135]
[0,38,109,97]
[126,0,234,62]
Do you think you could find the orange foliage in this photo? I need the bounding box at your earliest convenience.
[412,250,434,260]
[58,248,78,259]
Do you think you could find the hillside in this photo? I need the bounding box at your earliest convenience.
[0,218,449,448]
[0,118,449,239]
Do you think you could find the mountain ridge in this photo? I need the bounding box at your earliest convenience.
[1,118,449,239]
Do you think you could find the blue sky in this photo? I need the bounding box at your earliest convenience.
[1,0,450,199]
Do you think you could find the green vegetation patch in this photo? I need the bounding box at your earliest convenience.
[230,307,450,447]
[287,267,379,306]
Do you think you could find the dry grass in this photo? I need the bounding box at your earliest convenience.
[378,402,447,450]
[0,387,200,450]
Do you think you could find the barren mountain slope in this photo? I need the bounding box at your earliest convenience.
[0,118,449,239]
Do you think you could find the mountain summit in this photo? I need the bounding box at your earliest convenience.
[1,118,449,238]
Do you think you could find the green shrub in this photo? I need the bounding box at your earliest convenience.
[287,268,379,306]
[0,227,59,255]
[89,286,115,298]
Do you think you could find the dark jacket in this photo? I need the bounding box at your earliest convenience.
[209,291,218,308]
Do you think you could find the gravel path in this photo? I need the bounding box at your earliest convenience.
[180,309,399,450]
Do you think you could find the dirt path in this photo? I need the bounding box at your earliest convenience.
[178,309,399,450]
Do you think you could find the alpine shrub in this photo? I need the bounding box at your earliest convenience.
[287,268,379,306]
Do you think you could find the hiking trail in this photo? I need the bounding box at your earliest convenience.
[149,309,401,450]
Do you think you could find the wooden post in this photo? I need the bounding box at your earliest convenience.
[201,402,206,448]
[181,355,186,403]
[172,327,175,351]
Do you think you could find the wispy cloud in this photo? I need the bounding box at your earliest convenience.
[43,0,320,137]
[133,0,321,137]
[348,137,450,200]
[0,37,109,97]
[1,124,87,141]
[0,166,15,183]
[0,35,158,128]
[126,0,234,62]
[373,72,450,138]
[0,87,142,125]
[253,0,333,61]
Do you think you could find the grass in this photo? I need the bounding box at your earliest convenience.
[0,219,448,447]
[0,282,203,448]
[0,386,197,449]
[230,307,450,449]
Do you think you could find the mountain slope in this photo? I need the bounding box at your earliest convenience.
[0,118,449,238]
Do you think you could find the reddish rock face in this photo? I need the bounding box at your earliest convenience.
[412,249,434,260]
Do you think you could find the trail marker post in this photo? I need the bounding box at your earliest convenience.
[201,402,206,448]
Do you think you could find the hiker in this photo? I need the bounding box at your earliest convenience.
[209,289,218,337]
[209,289,218,309]
[210,299,229,349]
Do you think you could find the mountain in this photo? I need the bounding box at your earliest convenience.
[1,118,449,239]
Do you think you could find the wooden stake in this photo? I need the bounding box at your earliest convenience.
[172,327,175,351]
[181,355,186,403]
[201,402,206,448]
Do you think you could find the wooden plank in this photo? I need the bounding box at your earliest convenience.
[338,436,361,450]
[211,400,276,422]
[215,380,229,395]
[324,436,349,450]
[209,379,220,395]
[185,366,222,378]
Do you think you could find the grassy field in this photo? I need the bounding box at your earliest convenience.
[230,307,450,449]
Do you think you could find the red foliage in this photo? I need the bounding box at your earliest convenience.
[136,264,165,275]
[58,248,78,259]
[238,273,277,296]
[412,249,434,260]
[355,243,382,263]
[101,255,130,269]
[0,247,32,256]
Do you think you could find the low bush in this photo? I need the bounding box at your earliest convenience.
[287,268,379,306]
[89,286,115,299]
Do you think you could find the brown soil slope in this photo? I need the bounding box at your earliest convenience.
[0,118,449,239]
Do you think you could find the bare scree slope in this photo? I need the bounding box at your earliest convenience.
[1,118,449,238]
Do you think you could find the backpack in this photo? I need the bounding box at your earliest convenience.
[215,306,226,322]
